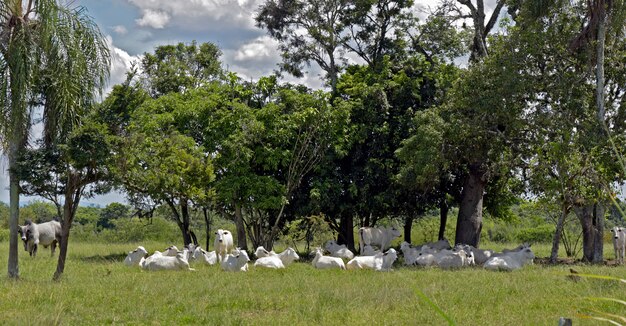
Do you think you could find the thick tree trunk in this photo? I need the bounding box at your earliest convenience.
[404,215,413,244]
[338,213,355,252]
[234,202,248,251]
[574,203,604,263]
[592,204,604,263]
[549,204,570,263]
[455,167,485,247]
[438,197,449,241]
[7,149,20,279]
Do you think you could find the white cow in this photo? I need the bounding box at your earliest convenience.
[484,245,535,271]
[254,246,275,258]
[358,226,401,254]
[611,226,625,264]
[19,219,62,257]
[221,248,250,272]
[276,247,300,266]
[190,246,217,265]
[324,240,355,260]
[214,229,234,263]
[400,241,421,266]
[469,245,495,265]
[163,245,180,256]
[254,255,285,269]
[347,248,398,271]
[124,246,148,267]
[312,248,346,270]
[141,250,195,271]
[361,245,381,256]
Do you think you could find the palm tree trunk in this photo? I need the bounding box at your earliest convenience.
[7,145,20,279]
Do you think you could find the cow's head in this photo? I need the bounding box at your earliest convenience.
[611,227,623,239]
[215,229,229,243]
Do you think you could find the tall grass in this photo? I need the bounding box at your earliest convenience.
[0,241,623,325]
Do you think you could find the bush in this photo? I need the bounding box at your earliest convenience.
[516,225,555,243]
[0,228,8,242]
[99,217,180,243]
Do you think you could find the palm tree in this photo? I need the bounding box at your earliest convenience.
[0,0,109,279]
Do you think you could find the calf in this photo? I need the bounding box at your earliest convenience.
[358,226,401,254]
[19,219,62,257]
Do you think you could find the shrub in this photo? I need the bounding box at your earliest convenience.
[516,225,555,243]
[0,228,8,242]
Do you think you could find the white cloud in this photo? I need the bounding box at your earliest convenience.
[136,9,170,29]
[105,36,142,94]
[234,36,278,62]
[128,0,264,31]
[112,25,128,35]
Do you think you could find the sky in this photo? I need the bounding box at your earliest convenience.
[0,0,505,207]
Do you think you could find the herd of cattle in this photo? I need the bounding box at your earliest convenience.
[123,226,539,272]
[15,220,626,271]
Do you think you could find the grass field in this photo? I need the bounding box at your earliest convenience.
[0,241,624,325]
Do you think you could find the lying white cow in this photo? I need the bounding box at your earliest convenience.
[611,226,625,264]
[347,248,398,271]
[400,241,421,266]
[191,246,217,265]
[254,246,275,258]
[19,219,62,257]
[276,247,300,266]
[141,249,195,271]
[215,229,234,263]
[124,246,148,267]
[358,226,401,254]
[469,245,495,265]
[254,255,285,269]
[221,248,250,272]
[484,245,535,271]
[312,248,346,270]
[324,240,354,260]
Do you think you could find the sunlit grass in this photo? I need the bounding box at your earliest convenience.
[0,241,624,325]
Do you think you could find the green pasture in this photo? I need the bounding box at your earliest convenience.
[1,241,624,325]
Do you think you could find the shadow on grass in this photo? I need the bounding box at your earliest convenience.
[79,252,127,263]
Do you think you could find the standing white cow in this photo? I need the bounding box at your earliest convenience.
[611,226,625,264]
[18,219,62,257]
[358,226,401,254]
[214,229,234,263]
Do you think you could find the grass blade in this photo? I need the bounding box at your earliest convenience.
[414,287,457,326]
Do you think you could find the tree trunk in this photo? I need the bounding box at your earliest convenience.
[595,0,606,123]
[438,196,449,241]
[549,204,570,263]
[592,203,604,263]
[180,200,192,247]
[574,204,597,263]
[455,167,485,247]
[338,213,355,252]
[53,184,81,281]
[7,147,20,279]
[203,207,211,251]
[404,215,413,244]
[234,202,248,251]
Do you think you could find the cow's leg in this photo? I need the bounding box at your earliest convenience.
[51,240,58,257]
[32,244,38,257]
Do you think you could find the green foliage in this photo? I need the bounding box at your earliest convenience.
[99,217,180,243]
[141,41,222,97]
[282,214,335,252]
[516,225,557,243]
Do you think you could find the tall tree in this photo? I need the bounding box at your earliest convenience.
[16,123,113,280]
[445,0,507,246]
[0,0,109,278]
[256,0,351,93]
